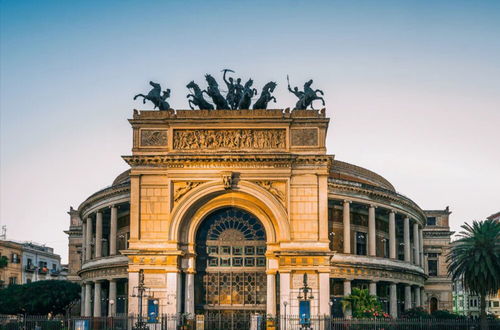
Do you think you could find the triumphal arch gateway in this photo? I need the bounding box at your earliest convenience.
[124,108,333,317]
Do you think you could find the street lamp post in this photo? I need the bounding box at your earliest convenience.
[131,270,152,330]
[297,274,314,330]
[283,300,288,330]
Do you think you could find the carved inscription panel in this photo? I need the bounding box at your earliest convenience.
[291,128,318,147]
[140,129,168,147]
[173,129,286,150]
[292,273,318,289]
[144,274,166,288]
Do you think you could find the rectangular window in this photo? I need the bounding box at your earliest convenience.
[426,217,436,226]
[220,257,230,267]
[220,246,231,255]
[244,257,255,267]
[428,259,438,276]
[356,232,367,256]
[9,277,17,285]
[208,257,218,267]
[256,257,266,267]
[11,253,19,263]
[207,246,218,255]
[232,257,243,267]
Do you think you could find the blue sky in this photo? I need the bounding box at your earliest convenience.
[1,0,499,262]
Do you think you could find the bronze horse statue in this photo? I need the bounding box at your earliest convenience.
[238,79,258,109]
[186,81,214,110]
[287,76,325,110]
[134,81,172,110]
[203,74,230,110]
[253,82,277,109]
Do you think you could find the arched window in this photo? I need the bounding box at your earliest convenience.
[195,207,267,318]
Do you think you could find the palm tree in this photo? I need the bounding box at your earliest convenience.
[341,288,384,318]
[447,219,500,327]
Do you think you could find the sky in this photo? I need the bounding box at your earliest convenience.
[1,0,499,263]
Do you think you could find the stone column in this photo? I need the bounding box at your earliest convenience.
[368,205,376,256]
[185,272,195,316]
[166,272,180,315]
[389,211,396,259]
[369,281,377,296]
[95,211,103,258]
[84,282,92,317]
[109,279,117,316]
[80,285,85,316]
[267,272,276,316]
[110,206,118,255]
[420,287,426,308]
[94,281,102,317]
[404,284,412,310]
[344,280,352,318]
[404,217,411,263]
[82,222,87,262]
[424,254,429,274]
[319,272,330,316]
[413,223,420,266]
[419,229,424,266]
[343,200,351,254]
[389,283,397,318]
[414,286,421,307]
[280,272,291,314]
[85,217,92,261]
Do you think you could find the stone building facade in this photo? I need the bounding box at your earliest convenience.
[68,109,454,319]
[0,240,22,287]
[422,208,454,313]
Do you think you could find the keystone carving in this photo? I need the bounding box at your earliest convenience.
[222,172,233,189]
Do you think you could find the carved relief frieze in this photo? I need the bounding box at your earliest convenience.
[80,266,128,280]
[173,129,286,150]
[254,180,286,204]
[329,266,425,285]
[140,129,168,147]
[291,128,318,147]
[173,181,203,203]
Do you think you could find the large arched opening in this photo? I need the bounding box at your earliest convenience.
[194,207,267,326]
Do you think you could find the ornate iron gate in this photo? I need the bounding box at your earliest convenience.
[195,208,267,328]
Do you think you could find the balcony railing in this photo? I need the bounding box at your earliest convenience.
[24,265,36,272]
[50,269,60,276]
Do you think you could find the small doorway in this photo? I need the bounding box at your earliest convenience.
[430,297,438,314]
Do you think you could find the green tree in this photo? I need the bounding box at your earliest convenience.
[447,219,500,328]
[0,280,80,315]
[341,288,389,318]
[0,255,8,268]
